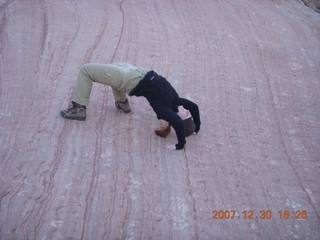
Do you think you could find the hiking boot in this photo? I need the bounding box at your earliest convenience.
[115,98,131,113]
[60,101,86,121]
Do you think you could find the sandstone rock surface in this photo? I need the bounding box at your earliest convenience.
[303,0,320,12]
[1,1,319,239]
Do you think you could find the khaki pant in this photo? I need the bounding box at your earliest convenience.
[72,62,147,106]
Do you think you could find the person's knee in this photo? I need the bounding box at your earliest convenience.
[80,64,91,73]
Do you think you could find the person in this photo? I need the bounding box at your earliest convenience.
[60,62,201,150]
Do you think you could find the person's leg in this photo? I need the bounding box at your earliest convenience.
[73,63,131,104]
[71,66,92,106]
[61,65,93,120]
[111,88,127,102]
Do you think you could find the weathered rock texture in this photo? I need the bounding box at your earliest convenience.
[302,0,320,12]
[0,0,319,239]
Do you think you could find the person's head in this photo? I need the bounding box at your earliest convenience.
[155,106,195,138]
[155,124,171,137]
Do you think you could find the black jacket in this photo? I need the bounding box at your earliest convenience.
[130,71,201,149]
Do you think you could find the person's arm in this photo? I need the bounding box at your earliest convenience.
[179,98,201,133]
[158,108,186,150]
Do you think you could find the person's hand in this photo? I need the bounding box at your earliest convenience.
[164,144,176,150]
[177,106,191,120]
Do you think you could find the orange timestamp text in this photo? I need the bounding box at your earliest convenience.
[212,210,308,220]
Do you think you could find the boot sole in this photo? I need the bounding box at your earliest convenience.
[122,109,131,113]
[60,111,86,121]
[115,102,131,113]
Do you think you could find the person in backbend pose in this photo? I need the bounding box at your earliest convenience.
[60,62,201,150]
